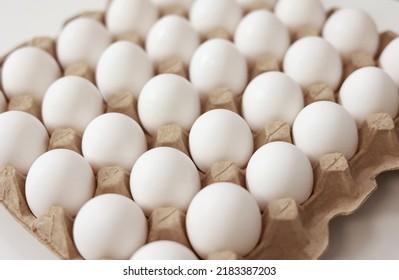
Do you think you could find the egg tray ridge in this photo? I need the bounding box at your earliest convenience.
[1,8,399,260]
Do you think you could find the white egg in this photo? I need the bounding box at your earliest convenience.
[106,0,159,38]
[151,0,192,10]
[1,47,61,104]
[41,76,104,134]
[130,147,200,216]
[56,17,112,70]
[339,67,398,126]
[274,0,326,34]
[246,141,313,211]
[131,240,198,260]
[292,101,358,164]
[138,74,201,136]
[0,91,7,113]
[379,37,399,88]
[189,0,242,36]
[189,39,248,97]
[322,8,379,59]
[25,149,95,218]
[0,111,49,174]
[189,109,253,172]
[235,0,277,9]
[186,182,262,259]
[283,36,343,90]
[73,194,148,260]
[234,10,290,63]
[82,113,147,173]
[146,16,200,65]
[96,41,154,102]
[242,71,304,131]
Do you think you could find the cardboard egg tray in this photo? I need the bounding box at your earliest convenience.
[1,4,399,260]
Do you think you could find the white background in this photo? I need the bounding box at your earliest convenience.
[1,0,399,260]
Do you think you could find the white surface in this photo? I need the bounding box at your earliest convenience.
[1,0,399,260]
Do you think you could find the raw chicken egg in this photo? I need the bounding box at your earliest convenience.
[0,111,49,174]
[1,47,61,104]
[379,37,399,88]
[131,240,198,260]
[25,149,95,218]
[73,194,147,260]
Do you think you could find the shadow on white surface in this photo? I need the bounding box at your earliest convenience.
[323,171,399,259]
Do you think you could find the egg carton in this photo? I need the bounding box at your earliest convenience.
[1,4,399,260]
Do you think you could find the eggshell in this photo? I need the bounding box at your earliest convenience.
[96,41,154,101]
[246,141,313,211]
[189,109,253,172]
[292,101,358,164]
[189,0,242,36]
[82,113,147,172]
[137,74,200,136]
[131,240,198,260]
[146,16,200,65]
[283,36,343,90]
[274,0,326,34]
[0,111,49,174]
[130,147,200,216]
[0,91,7,113]
[234,10,290,63]
[73,194,147,260]
[1,47,61,104]
[41,76,104,134]
[322,8,379,59]
[106,0,159,38]
[56,17,112,70]
[25,149,95,218]
[189,39,248,97]
[379,37,399,87]
[186,182,262,259]
[242,71,304,131]
[339,67,398,126]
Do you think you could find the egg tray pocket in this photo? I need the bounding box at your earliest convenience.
[1,9,399,260]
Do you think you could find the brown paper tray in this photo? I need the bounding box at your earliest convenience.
[1,7,399,260]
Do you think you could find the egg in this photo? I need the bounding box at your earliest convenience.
[0,111,49,174]
[189,39,248,97]
[56,17,112,70]
[242,71,304,131]
[25,149,95,218]
[234,10,290,63]
[145,16,200,66]
[339,67,398,126]
[82,113,147,173]
[186,182,262,259]
[189,109,253,172]
[283,36,343,90]
[322,8,379,59]
[96,41,154,102]
[106,0,159,38]
[235,0,277,9]
[41,76,104,134]
[1,47,61,104]
[151,0,193,11]
[0,91,7,113]
[292,101,358,164]
[130,147,200,216]
[73,194,147,260]
[246,141,313,211]
[131,240,198,260]
[138,74,201,136]
[189,0,242,37]
[379,37,399,88]
[274,0,326,34]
